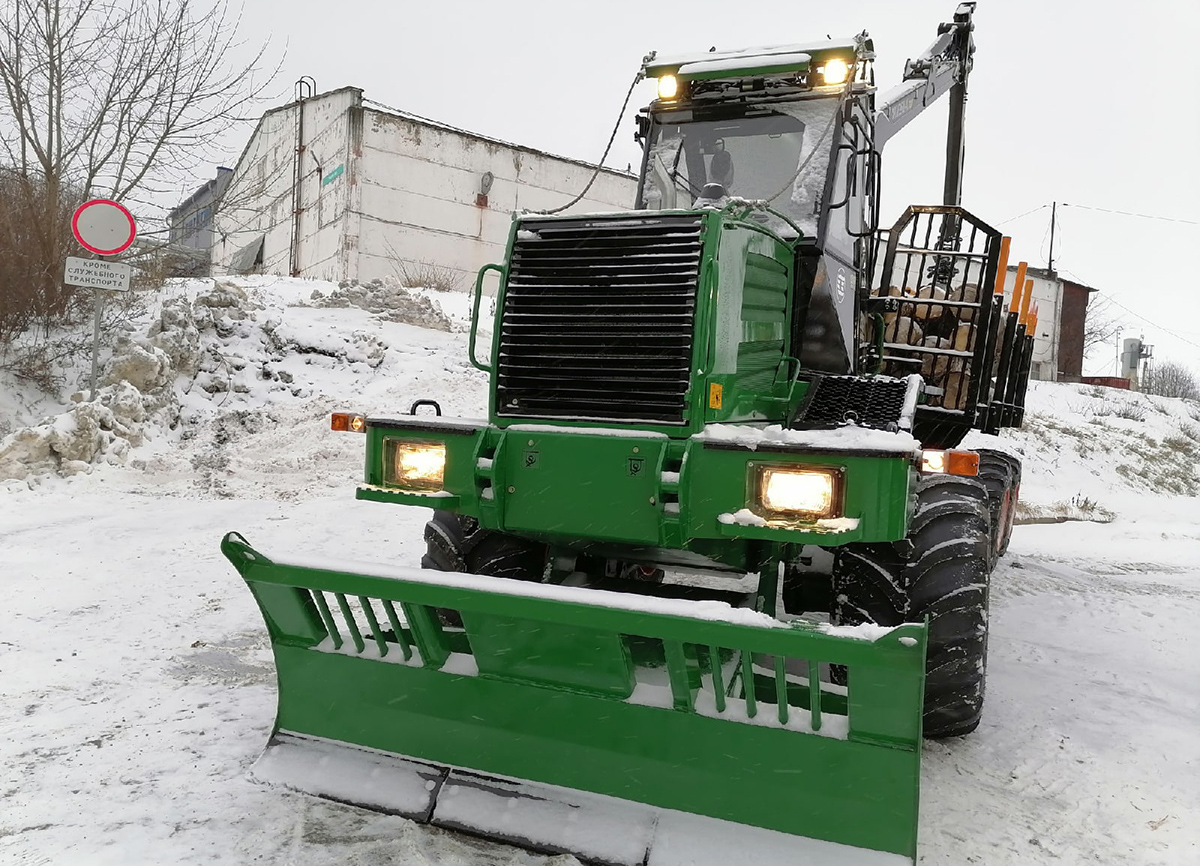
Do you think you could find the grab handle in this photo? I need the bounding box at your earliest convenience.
[470,263,503,373]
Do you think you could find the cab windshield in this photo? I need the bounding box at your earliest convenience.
[641,98,839,238]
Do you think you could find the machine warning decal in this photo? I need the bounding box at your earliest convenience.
[523,450,540,469]
[709,383,723,409]
[627,457,645,477]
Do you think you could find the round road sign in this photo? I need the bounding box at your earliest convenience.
[72,199,137,256]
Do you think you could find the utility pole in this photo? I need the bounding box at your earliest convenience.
[1047,201,1057,275]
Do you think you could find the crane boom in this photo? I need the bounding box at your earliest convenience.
[874,2,976,206]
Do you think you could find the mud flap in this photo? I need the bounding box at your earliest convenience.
[223,532,927,865]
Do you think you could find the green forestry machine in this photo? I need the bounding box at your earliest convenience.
[224,4,1033,863]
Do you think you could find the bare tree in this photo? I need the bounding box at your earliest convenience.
[1141,360,1200,400]
[0,169,82,342]
[0,0,277,354]
[1082,294,1123,356]
[0,0,276,201]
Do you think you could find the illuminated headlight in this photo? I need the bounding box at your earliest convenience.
[756,466,840,520]
[920,449,979,477]
[821,58,850,85]
[384,440,446,491]
[922,450,947,474]
[657,74,679,100]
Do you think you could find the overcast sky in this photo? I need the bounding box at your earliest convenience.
[195,0,1199,376]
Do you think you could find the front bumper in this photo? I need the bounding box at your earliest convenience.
[359,416,917,549]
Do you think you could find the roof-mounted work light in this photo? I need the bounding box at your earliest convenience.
[821,57,850,85]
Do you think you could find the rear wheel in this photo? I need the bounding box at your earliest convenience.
[976,449,1021,557]
[832,474,993,738]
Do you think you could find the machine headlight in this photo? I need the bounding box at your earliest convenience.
[821,57,850,85]
[657,74,679,100]
[920,449,979,476]
[921,450,947,474]
[384,440,446,491]
[755,466,841,520]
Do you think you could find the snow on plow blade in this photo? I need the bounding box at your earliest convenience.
[222,533,927,865]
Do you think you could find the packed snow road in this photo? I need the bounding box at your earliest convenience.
[1,489,1196,865]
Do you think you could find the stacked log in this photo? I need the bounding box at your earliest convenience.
[878,283,980,410]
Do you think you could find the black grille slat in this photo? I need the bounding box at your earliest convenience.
[512,396,685,411]
[498,356,691,368]
[509,258,699,271]
[504,307,694,316]
[503,293,696,304]
[500,332,693,342]
[519,230,700,243]
[506,276,699,287]
[503,321,695,328]
[497,215,703,424]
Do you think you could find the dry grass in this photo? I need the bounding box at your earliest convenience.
[396,261,464,294]
[1016,495,1115,524]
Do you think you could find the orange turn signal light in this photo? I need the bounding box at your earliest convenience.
[331,412,366,433]
[920,449,979,476]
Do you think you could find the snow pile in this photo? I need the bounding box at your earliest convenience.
[0,282,262,483]
[0,276,486,490]
[306,277,455,331]
[0,338,178,482]
[0,382,158,479]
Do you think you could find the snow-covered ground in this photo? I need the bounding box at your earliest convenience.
[1,278,1197,865]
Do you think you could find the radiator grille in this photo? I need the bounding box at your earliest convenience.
[495,215,704,424]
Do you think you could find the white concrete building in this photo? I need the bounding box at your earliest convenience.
[169,167,233,254]
[212,87,637,289]
[999,265,1093,382]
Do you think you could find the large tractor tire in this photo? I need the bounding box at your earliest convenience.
[976,449,1021,558]
[422,511,547,580]
[832,474,993,738]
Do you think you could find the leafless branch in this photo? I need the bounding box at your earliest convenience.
[1083,295,1123,356]
[1142,361,1200,400]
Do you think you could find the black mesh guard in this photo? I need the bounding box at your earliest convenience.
[791,375,913,432]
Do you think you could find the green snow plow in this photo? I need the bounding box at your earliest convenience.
[227,5,1032,864]
[224,532,926,864]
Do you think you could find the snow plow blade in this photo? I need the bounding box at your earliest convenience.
[222,532,927,865]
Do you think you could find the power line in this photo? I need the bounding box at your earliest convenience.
[1061,203,1198,227]
[995,203,1049,226]
[1065,268,1200,351]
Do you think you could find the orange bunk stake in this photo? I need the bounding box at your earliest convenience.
[1009,261,1028,315]
[1019,279,1034,326]
[993,236,1012,295]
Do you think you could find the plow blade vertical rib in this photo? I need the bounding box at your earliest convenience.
[223,532,926,865]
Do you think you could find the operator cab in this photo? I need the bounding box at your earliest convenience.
[635,39,879,373]
[635,38,872,244]
[639,99,838,239]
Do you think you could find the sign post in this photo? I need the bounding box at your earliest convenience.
[69,199,137,401]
